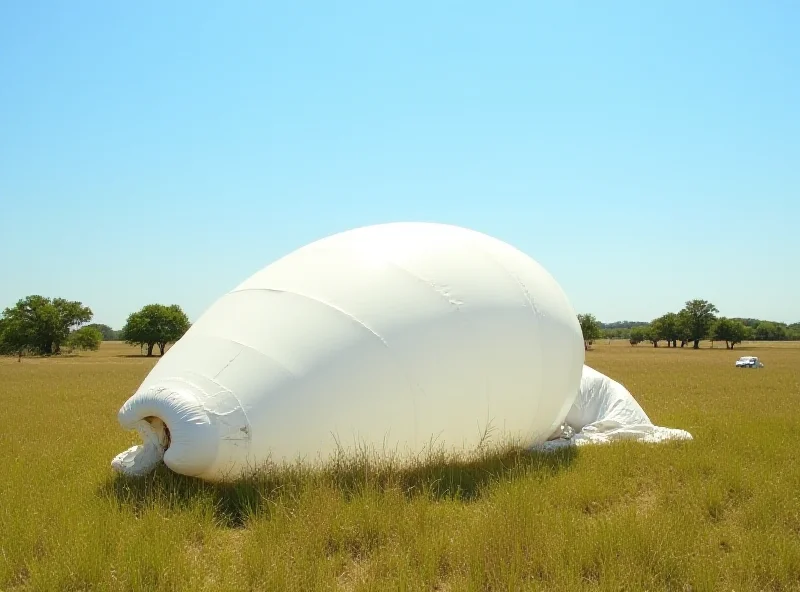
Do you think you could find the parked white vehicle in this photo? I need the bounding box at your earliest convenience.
[735,356,763,368]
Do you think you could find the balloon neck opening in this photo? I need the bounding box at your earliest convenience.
[113,383,225,479]
[143,416,171,451]
[111,415,171,477]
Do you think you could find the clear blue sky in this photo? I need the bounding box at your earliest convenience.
[1,1,797,329]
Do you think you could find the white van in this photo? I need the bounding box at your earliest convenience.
[735,356,764,368]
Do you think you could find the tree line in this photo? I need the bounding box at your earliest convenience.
[0,295,191,359]
[579,299,800,350]
[2,293,797,359]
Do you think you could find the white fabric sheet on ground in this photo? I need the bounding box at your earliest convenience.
[540,365,693,450]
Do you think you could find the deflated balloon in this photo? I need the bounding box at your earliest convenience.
[112,222,585,481]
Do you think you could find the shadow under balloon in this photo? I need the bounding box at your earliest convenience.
[98,445,578,529]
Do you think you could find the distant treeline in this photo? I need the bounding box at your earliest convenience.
[84,323,122,341]
[2,294,798,360]
[599,321,650,331]
[599,315,800,344]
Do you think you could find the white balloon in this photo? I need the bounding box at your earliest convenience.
[112,222,585,481]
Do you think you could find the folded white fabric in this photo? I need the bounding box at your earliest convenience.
[541,365,693,450]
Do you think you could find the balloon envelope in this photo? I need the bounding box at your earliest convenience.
[113,222,585,480]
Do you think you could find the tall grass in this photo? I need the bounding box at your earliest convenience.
[1,341,799,590]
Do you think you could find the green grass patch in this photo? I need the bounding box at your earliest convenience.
[1,341,799,590]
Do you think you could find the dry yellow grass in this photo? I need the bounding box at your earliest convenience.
[1,341,799,590]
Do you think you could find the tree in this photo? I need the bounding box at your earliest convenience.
[710,317,748,349]
[676,311,693,347]
[67,326,103,352]
[650,312,681,348]
[629,326,647,345]
[0,296,92,355]
[647,318,661,347]
[643,324,661,348]
[0,316,33,360]
[678,299,718,349]
[121,304,191,356]
[577,313,602,350]
[601,327,631,340]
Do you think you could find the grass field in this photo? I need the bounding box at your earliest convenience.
[1,341,799,591]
